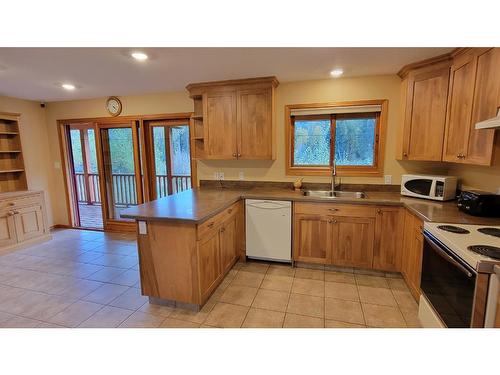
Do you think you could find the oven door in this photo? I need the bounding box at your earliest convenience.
[421,231,477,328]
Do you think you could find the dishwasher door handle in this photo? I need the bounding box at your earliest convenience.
[246,202,290,210]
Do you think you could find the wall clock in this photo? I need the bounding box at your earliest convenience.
[106,96,122,117]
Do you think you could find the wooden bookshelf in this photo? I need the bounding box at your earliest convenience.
[0,112,27,192]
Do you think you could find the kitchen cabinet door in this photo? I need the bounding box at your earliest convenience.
[203,91,238,159]
[220,214,237,273]
[403,67,450,161]
[331,216,375,269]
[443,50,477,162]
[197,229,222,302]
[0,210,17,248]
[13,205,44,242]
[237,88,274,159]
[466,48,500,165]
[373,207,405,272]
[293,214,332,264]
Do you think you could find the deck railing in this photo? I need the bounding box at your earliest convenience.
[75,172,191,205]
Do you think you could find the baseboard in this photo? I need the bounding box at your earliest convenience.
[0,234,52,256]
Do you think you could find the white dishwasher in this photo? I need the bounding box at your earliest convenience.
[245,199,292,262]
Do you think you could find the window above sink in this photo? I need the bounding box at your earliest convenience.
[285,99,388,177]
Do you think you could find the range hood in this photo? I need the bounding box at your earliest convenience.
[475,108,500,130]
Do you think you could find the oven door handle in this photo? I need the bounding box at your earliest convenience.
[424,232,475,278]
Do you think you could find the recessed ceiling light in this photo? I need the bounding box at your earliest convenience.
[131,52,148,61]
[61,83,76,90]
[330,68,344,77]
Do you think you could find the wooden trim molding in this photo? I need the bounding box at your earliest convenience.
[397,48,468,78]
[285,99,388,177]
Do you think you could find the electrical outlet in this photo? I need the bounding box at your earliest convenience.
[384,175,392,185]
[239,171,244,180]
[219,172,225,180]
[213,171,219,180]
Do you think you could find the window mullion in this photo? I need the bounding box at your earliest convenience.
[330,114,336,168]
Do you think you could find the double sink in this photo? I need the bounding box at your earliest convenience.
[302,190,366,199]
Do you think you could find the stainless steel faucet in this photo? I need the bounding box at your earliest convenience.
[331,161,336,192]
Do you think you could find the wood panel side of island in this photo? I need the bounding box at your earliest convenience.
[137,221,200,305]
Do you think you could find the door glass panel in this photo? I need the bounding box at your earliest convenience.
[153,126,169,198]
[68,127,103,229]
[151,124,192,198]
[170,125,191,194]
[101,127,138,221]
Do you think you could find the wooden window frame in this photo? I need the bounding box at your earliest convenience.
[285,100,388,177]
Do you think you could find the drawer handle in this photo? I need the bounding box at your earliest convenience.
[207,222,215,228]
[8,202,15,206]
[328,219,338,224]
[221,227,226,233]
[228,209,233,214]
[328,208,338,212]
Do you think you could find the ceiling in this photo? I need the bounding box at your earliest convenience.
[0,48,453,102]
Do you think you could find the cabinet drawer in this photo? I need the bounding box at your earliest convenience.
[0,194,42,211]
[294,202,376,218]
[197,202,239,239]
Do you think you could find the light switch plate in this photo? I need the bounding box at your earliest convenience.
[239,171,244,180]
[384,175,392,185]
[138,221,147,235]
[219,172,225,180]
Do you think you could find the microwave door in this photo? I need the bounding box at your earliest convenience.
[404,179,433,196]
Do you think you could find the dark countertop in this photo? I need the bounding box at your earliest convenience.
[120,187,500,226]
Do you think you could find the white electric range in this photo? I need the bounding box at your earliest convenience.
[419,222,500,328]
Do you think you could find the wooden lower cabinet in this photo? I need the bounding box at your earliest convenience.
[220,213,237,273]
[293,213,332,264]
[197,229,222,302]
[293,202,409,274]
[0,210,17,248]
[401,210,424,300]
[373,207,405,272]
[0,191,50,253]
[332,216,375,269]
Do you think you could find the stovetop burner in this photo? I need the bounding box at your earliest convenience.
[478,227,500,239]
[468,245,500,260]
[437,225,470,234]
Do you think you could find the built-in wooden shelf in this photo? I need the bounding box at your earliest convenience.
[0,112,27,192]
[0,169,24,174]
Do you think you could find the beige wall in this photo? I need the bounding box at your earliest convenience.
[21,75,499,226]
[0,95,54,224]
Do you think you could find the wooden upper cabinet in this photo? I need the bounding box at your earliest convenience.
[466,48,500,165]
[204,91,238,159]
[331,216,375,269]
[187,77,278,160]
[443,50,478,162]
[397,48,500,166]
[373,207,404,272]
[237,88,274,159]
[398,61,450,161]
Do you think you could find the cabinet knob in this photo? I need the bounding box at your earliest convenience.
[237,153,241,158]
[328,208,338,212]
[8,202,15,206]
[232,153,237,158]
[221,227,226,233]
[7,211,14,216]
[377,209,382,215]
[207,222,215,228]
[403,152,408,157]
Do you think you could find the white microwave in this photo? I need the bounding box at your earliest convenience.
[401,174,457,201]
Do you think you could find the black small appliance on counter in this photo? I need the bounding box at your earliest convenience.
[457,190,500,217]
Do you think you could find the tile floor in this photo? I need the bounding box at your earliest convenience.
[0,229,421,328]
